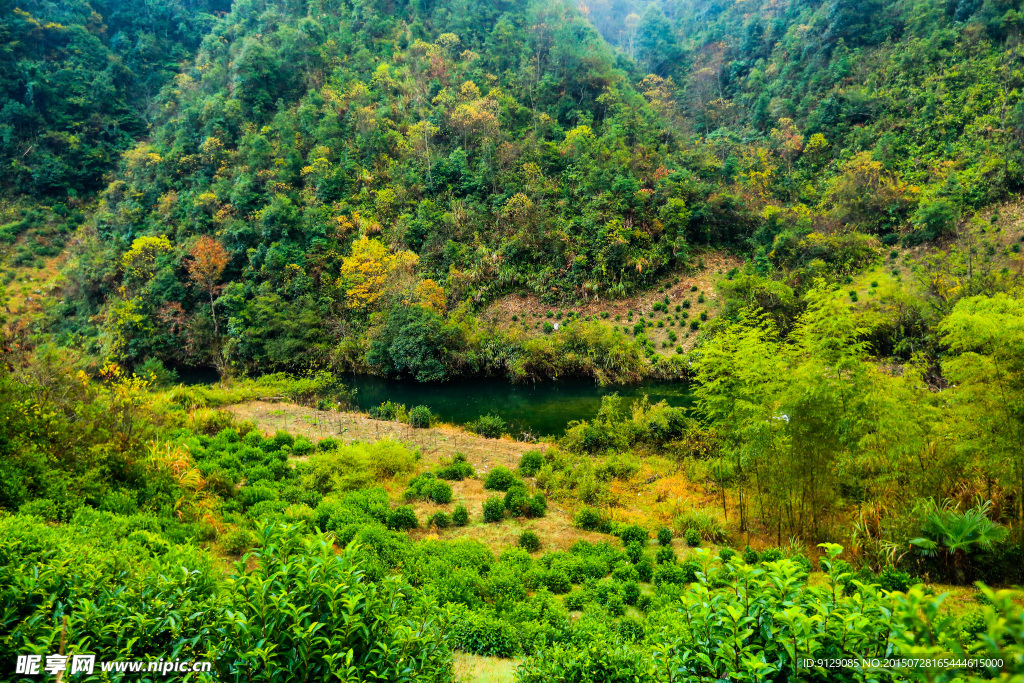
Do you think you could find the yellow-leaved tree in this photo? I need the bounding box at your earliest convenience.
[338,237,418,313]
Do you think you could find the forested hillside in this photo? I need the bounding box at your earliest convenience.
[0,0,229,196]
[48,0,714,380]
[587,0,1024,237]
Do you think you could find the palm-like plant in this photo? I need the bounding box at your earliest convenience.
[909,498,1007,582]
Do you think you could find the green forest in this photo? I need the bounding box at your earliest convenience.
[4,0,1024,680]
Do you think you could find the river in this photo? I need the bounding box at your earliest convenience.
[343,375,693,437]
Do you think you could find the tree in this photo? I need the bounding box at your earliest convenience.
[186,236,229,337]
[366,305,457,382]
[338,238,418,314]
[635,3,676,75]
[940,293,1024,523]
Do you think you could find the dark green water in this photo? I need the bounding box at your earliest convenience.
[344,375,693,437]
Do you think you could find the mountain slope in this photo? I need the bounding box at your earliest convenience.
[55,0,723,375]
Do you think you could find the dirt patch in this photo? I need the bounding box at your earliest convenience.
[225,400,729,554]
[226,400,542,471]
[482,252,743,354]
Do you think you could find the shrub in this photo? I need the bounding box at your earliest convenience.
[719,547,736,563]
[483,497,505,523]
[436,453,474,480]
[619,525,648,547]
[684,529,701,547]
[504,486,531,516]
[405,474,453,504]
[527,494,547,518]
[519,450,544,477]
[606,593,625,617]
[636,560,654,583]
[743,546,760,564]
[878,567,914,593]
[564,591,587,611]
[430,512,451,529]
[452,504,469,527]
[612,563,639,582]
[622,581,640,606]
[543,570,571,594]
[221,527,258,556]
[657,527,673,547]
[656,546,676,564]
[317,437,340,451]
[543,322,554,334]
[409,405,432,428]
[760,548,783,563]
[654,561,699,586]
[484,466,520,491]
[292,437,315,456]
[518,531,541,552]
[386,506,418,530]
[624,542,644,565]
[272,431,295,449]
[469,414,507,439]
[674,509,727,543]
[369,400,404,421]
[574,507,600,531]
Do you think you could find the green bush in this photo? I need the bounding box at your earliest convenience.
[429,512,451,529]
[19,499,60,521]
[404,474,453,504]
[574,507,604,531]
[469,414,507,439]
[743,546,760,564]
[636,560,654,583]
[409,405,432,428]
[221,527,258,556]
[684,529,701,547]
[292,437,315,456]
[518,531,541,552]
[484,466,520,491]
[606,593,625,617]
[625,542,644,564]
[657,527,673,546]
[386,506,418,531]
[369,400,404,421]
[483,497,505,523]
[504,485,529,515]
[436,453,474,480]
[452,504,469,527]
[527,494,547,518]
[719,547,736,563]
[656,546,676,564]
[519,450,545,477]
[564,590,587,611]
[543,570,571,594]
[879,567,915,593]
[619,525,648,547]
[622,581,640,605]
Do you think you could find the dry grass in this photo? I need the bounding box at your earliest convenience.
[225,400,721,554]
[225,401,612,554]
[227,401,538,470]
[453,653,519,683]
